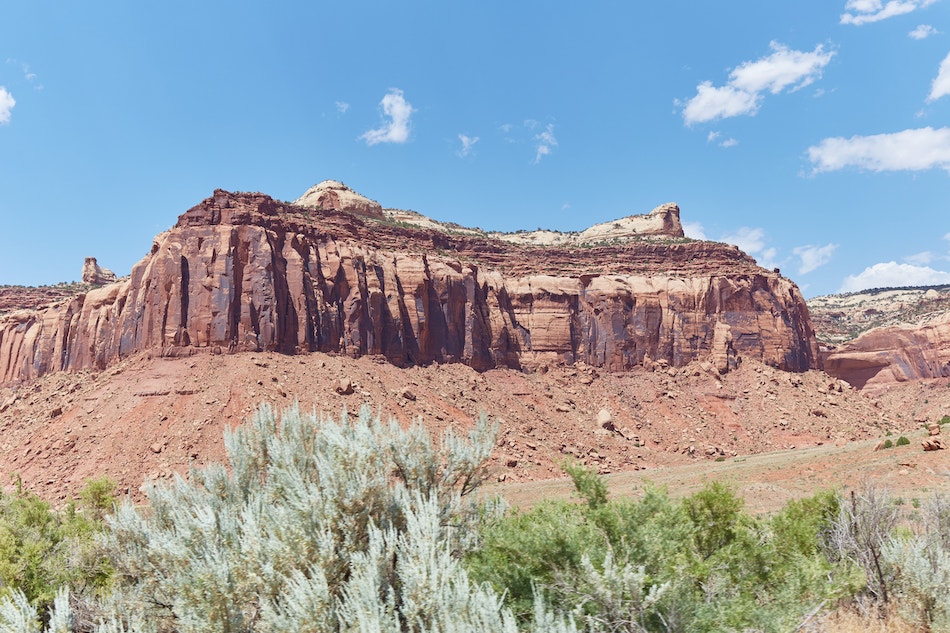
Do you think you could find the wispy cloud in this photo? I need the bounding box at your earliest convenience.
[909,23,938,38]
[807,126,950,173]
[840,0,938,25]
[928,52,950,102]
[680,42,834,125]
[359,88,414,146]
[335,101,350,114]
[0,87,15,125]
[905,251,936,265]
[721,226,778,268]
[840,261,950,292]
[793,243,838,274]
[457,133,479,158]
[909,233,950,265]
[4,59,42,91]
[682,221,707,240]
[707,131,739,147]
[533,123,557,163]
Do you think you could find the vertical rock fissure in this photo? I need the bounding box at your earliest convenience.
[229,230,245,349]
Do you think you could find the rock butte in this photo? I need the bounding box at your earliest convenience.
[0,183,820,385]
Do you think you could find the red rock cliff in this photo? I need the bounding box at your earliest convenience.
[822,313,950,391]
[0,190,820,384]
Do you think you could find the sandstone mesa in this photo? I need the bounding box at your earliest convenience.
[0,182,819,385]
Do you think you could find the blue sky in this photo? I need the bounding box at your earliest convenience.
[1,1,949,297]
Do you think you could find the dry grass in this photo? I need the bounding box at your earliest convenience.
[805,600,923,633]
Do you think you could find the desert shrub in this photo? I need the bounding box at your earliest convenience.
[883,438,894,449]
[562,461,608,510]
[464,497,607,619]
[0,587,72,633]
[468,469,849,633]
[89,403,535,633]
[941,415,950,426]
[882,494,950,630]
[896,436,911,447]
[827,485,901,604]
[0,478,115,618]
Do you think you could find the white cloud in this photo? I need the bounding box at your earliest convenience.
[682,221,707,240]
[841,0,938,25]
[840,261,950,292]
[807,127,950,173]
[945,232,950,241]
[722,226,767,254]
[793,243,838,274]
[335,101,350,114]
[720,226,778,268]
[910,24,938,38]
[682,82,760,124]
[729,42,835,94]
[457,134,479,157]
[757,248,779,270]
[359,88,414,146]
[681,42,834,125]
[905,251,935,265]
[928,52,950,102]
[707,131,738,147]
[0,87,14,125]
[533,123,557,163]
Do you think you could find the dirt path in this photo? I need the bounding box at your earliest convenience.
[490,432,950,514]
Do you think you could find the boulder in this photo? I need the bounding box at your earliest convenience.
[922,438,945,451]
[595,408,614,431]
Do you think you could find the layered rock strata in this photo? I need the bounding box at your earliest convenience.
[822,312,950,391]
[0,189,820,384]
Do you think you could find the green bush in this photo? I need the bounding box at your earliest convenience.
[883,438,894,449]
[562,461,608,509]
[941,415,950,426]
[469,469,851,632]
[896,436,911,447]
[0,478,115,607]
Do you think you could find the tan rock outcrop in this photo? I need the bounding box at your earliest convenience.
[0,189,820,384]
[822,312,950,391]
[81,257,116,285]
[293,180,384,219]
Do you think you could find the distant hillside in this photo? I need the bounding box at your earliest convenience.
[808,285,950,344]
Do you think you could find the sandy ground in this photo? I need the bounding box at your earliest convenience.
[1,348,949,508]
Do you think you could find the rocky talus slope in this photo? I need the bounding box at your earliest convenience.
[810,286,950,391]
[0,184,819,384]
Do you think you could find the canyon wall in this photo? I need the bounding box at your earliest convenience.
[822,313,950,391]
[0,190,820,384]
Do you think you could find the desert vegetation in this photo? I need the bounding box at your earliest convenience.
[0,404,949,632]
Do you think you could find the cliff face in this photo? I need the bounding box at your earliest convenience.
[0,189,820,384]
[822,313,950,391]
